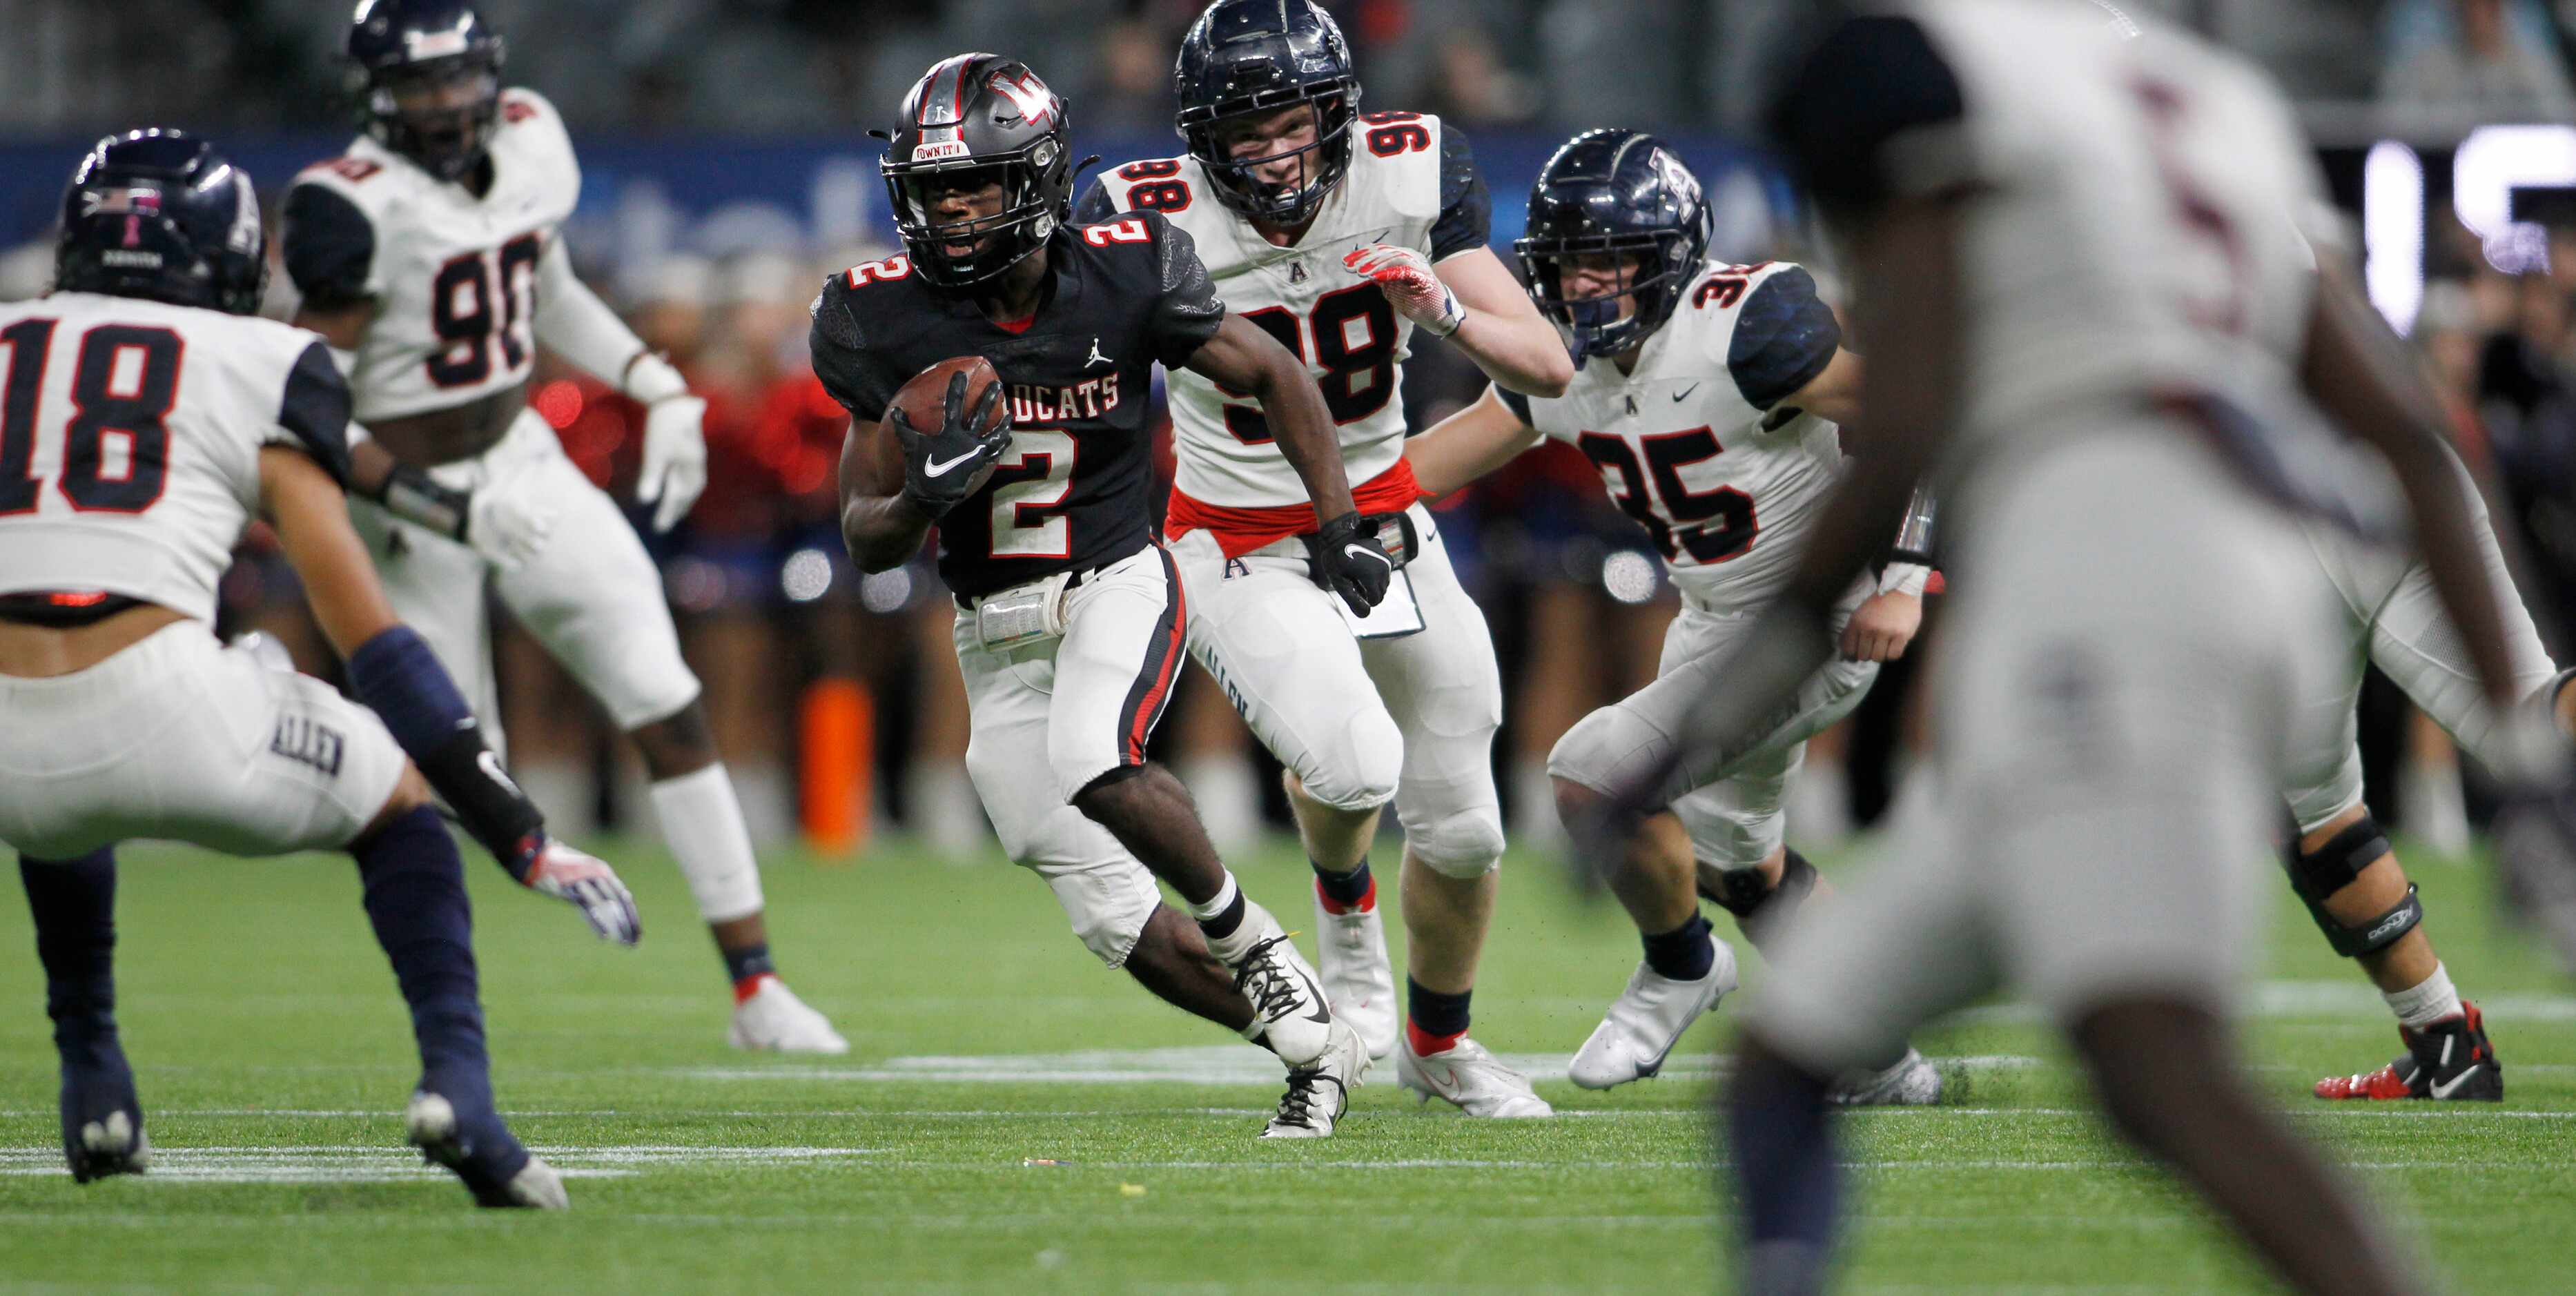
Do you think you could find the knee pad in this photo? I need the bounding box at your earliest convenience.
[2285,814,2389,906]
[1702,847,1819,951]
[2310,884,2423,959]
[1294,706,1403,812]
[1045,870,1156,969]
[1408,804,1506,879]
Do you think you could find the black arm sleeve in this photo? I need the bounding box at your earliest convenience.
[1072,175,1120,226]
[1429,123,1492,262]
[808,277,897,422]
[1491,382,1533,425]
[275,341,355,487]
[1147,214,1227,370]
[280,184,378,310]
[1764,15,1969,215]
[1729,268,1842,411]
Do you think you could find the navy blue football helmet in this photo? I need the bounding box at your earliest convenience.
[347,0,507,182]
[879,54,1080,289]
[1173,0,1361,226]
[1515,129,1713,366]
[55,130,267,316]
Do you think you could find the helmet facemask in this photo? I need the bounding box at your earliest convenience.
[884,137,1069,289]
[1519,230,1697,369]
[1182,86,1358,227]
[362,51,502,182]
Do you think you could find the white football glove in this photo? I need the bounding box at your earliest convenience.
[520,839,641,946]
[1344,244,1466,337]
[463,471,557,571]
[635,394,709,533]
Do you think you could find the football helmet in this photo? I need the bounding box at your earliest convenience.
[879,54,1077,289]
[1515,128,1714,366]
[347,0,507,183]
[1173,0,1361,227]
[54,129,267,316]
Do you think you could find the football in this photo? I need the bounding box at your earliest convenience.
[884,354,1008,497]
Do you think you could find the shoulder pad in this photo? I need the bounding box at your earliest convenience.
[1722,264,1841,412]
[1354,110,1447,226]
[808,268,899,421]
[496,87,583,219]
[1093,157,1201,222]
[281,180,381,308]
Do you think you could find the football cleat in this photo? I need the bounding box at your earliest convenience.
[728,977,850,1054]
[1263,1021,1372,1139]
[1569,939,1739,1091]
[1230,927,1337,1068]
[406,1090,565,1209]
[1398,1036,1554,1118]
[2314,1001,2502,1101]
[59,1047,148,1184]
[1313,880,1399,1060]
[1827,1048,1944,1107]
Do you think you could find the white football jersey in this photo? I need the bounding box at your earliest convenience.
[1862,1,2332,459]
[1084,112,1482,508]
[1501,260,1846,611]
[282,88,581,424]
[0,292,352,624]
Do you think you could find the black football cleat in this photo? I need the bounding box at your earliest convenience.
[406,1089,565,1208]
[2315,1001,2502,1101]
[59,1046,149,1184]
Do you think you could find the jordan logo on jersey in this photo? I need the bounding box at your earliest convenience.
[1085,337,1111,369]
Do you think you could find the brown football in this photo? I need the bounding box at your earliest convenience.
[884,355,1008,496]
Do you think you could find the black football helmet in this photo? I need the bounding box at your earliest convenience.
[879,54,1080,290]
[55,129,267,316]
[1515,128,1713,367]
[347,0,507,183]
[1173,0,1361,226]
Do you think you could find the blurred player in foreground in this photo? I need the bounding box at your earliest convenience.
[823,55,1389,1137]
[0,131,640,1207]
[1403,128,1939,1102]
[281,0,843,1052]
[1619,4,2576,1293]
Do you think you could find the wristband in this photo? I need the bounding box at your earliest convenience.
[1878,562,1931,598]
[623,351,690,405]
[1423,290,1466,339]
[380,463,469,541]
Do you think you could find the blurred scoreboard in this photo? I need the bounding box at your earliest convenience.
[2330,126,2576,335]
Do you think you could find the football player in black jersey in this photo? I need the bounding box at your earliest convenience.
[819,55,1393,1137]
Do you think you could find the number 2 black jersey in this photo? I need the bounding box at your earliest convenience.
[280,87,579,423]
[0,292,353,622]
[808,211,1225,600]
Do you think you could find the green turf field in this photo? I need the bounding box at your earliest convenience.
[0,831,2570,1293]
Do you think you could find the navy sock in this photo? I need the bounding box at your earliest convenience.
[1312,857,1372,907]
[1407,976,1472,1052]
[1195,889,1247,943]
[723,941,775,989]
[1728,1046,1842,1288]
[19,850,121,1066]
[353,806,491,1101]
[1642,914,1717,982]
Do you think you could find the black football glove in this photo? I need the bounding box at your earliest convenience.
[1305,510,1395,616]
[892,371,1011,521]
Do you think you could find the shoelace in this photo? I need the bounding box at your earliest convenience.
[1233,935,1305,1021]
[1273,1066,1345,1128]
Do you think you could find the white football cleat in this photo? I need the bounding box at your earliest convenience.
[1569,939,1739,1091]
[1828,1048,1943,1106]
[1262,1020,1372,1139]
[1217,903,1336,1066]
[1312,881,1399,1061]
[729,978,850,1054]
[1398,1036,1553,1118]
[404,1091,566,1209]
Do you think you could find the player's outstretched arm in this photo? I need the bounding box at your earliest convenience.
[260,446,641,945]
[1345,243,1572,398]
[837,413,937,573]
[1403,384,1543,497]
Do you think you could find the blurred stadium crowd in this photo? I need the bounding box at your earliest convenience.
[3,0,2575,859]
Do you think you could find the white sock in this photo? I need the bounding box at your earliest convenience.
[1178,754,1263,854]
[1510,757,1567,851]
[648,765,765,924]
[1185,872,1241,923]
[2383,962,2464,1030]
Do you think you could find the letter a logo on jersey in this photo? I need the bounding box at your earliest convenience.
[989,72,1057,128]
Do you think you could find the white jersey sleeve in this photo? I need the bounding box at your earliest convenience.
[0,293,352,624]
[282,87,583,424]
[1082,112,1489,509]
[1496,259,1848,609]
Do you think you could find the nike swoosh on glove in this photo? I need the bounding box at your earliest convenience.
[1304,510,1394,616]
[895,371,1013,521]
[1345,244,1465,337]
[520,839,641,945]
[635,394,709,533]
